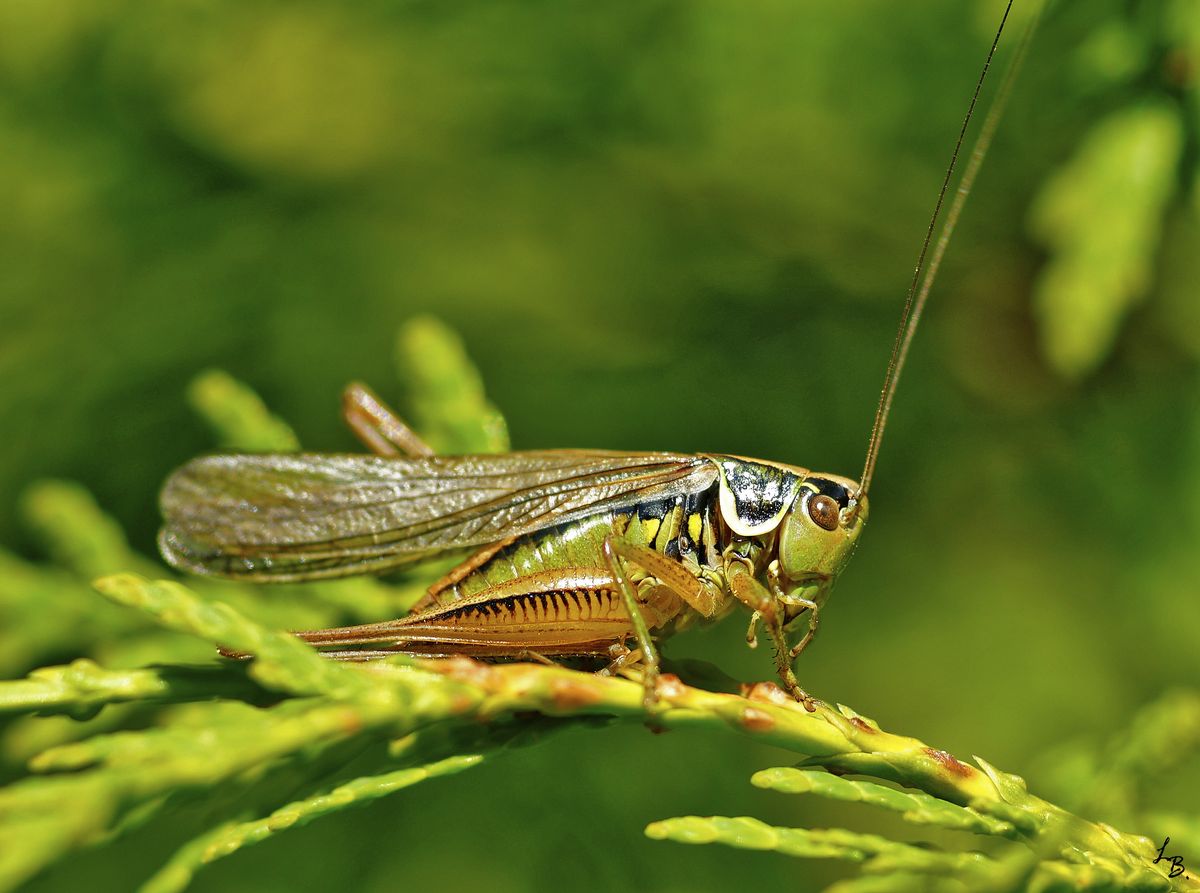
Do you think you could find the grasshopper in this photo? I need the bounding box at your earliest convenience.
[159,2,1031,709]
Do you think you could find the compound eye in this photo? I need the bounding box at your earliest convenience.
[807,494,840,531]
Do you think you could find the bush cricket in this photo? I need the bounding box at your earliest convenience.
[159,2,1034,709]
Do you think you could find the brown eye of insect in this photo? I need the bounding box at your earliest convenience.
[808,494,840,531]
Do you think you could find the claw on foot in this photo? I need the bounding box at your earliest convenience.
[776,664,818,712]
[789,683,817,713]
[745,611,761,649]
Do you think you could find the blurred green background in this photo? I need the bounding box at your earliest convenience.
[2,0,1199,890]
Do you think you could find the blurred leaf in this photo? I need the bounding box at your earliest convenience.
[187,370,299,452]
[139,754,484,893]
[1029,103,1183,379]
[20,480,158,579]
[113,6,417,183]
[1034,689,1200,824]
[1070,21,1148,91]
[395,315,509,454]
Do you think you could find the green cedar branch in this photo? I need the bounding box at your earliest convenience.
[0,572,1192,891]
[52,576,1197,892]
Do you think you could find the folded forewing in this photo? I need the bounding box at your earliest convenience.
[159,450,717,581]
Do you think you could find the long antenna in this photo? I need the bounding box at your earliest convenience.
[856,0,1040,499]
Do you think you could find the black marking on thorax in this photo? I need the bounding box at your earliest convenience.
[710,456,802,537]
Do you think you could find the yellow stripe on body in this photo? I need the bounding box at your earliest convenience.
[640,517,661,545]
[653,503,683,552]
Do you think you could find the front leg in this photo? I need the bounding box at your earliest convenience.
[766,565,826,661]
[726,563,816,711]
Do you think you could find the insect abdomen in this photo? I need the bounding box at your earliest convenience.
[406,586,639,655]
[295,482,726,658]
[297,577,651,657]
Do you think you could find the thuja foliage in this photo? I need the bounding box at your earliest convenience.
[0,318,1195,892]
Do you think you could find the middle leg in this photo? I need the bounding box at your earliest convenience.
[602,536,724,709]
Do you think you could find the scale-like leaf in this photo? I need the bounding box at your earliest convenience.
[139,755,484,893]
[751,768,1018,838]
[646,815,992,876]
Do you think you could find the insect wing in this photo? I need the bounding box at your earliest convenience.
[159,450,716,581]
